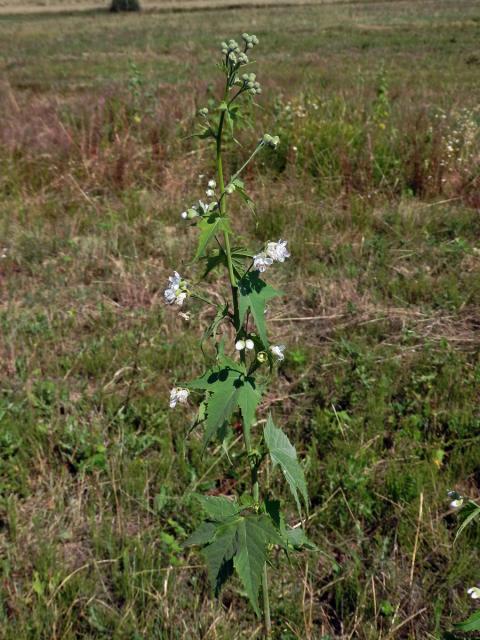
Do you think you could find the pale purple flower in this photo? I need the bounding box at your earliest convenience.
[253,252,273,272]
[169,387,190,408]
[270,344,285,361]
[164,271,188,307]
[266,239,290,263]
[450,498,464,509]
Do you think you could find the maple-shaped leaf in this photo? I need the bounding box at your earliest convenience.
[202,522,237,596]
[264,414,309,515]
[233,514,282,616]
[237,271,282,347]
[196,494,239,521]
[237,376,262,443]
[194,215,231,261]
[203,246,252,279]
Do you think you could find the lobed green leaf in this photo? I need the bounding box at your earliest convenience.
[196,494,239,521]
[264,414,309,514]
[455,610,480,632]
[184,522,216,547]
[237,271,283,348]
[194,216,230,261]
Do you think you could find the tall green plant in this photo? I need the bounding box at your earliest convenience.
[164,34,312,635]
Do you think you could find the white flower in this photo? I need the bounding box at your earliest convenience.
[270,344,285,361]
[164,271,188,307]
[175,292,187,307]
[206,189,215,198]
[181,211,188,219]
[169,387,190,408]
[450,498,464,509]
[245,339,254,350]
[195,200,208,215]
[266,239,290,263]
[253,252,273,273]
[468,587,480,600]
[208,179,216,188]
[179,312,191,321]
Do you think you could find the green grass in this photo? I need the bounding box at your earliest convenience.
[1,0,480,638]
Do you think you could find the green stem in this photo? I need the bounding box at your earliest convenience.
[262,564,271,637]
[217,142,264,209]
[216,79,271,638]
[252,461,271,637]
[191,292,218,308]
[216,95,239,327]
[230,142,263,185]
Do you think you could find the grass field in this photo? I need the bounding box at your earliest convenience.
[0,0,480,638]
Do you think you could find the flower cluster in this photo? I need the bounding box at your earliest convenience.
[181,198,216,220]
[169,387,190,408]
[236,338,255,351]
[221,33,259,72]
[164,271,189,307]
[221,39,247,66]
[206,179,216,199]
[253,239,290,272]
[242,32,259,49]
[262,133,280,149]
[238,72,261,96]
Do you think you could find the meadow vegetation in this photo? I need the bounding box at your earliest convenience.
[0,1,479,638]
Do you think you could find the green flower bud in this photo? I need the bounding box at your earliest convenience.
[262,133,280,149]
[241,32,249,41]
[249,88,257,95]
[221,41,228,49]
[225,183,235,194]
[242,73,249,81]
[198,107,209,117]
[187,208,198,219]
[257,351,268,363]
[247,42,254,49]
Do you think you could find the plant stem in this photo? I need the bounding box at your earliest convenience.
[217,142,264,210]
[229,142,263,185]
[191,292,218,308]
[262,564,271,637]
[217,79,271,638]
[216,97,240,329]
